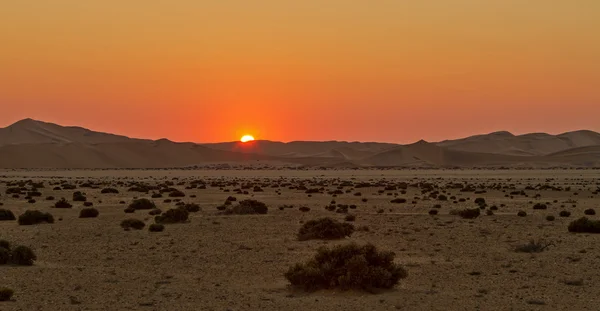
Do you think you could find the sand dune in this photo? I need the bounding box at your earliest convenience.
[0,119,599,168]
[438,130,600,156]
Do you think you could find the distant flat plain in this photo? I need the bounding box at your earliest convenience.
[1,169,599,310]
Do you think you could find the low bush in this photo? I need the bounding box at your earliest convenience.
[297,217,354,241]
[559,211,571,217]
[0,209,16,221]
[120,218,145,230]
[155,208,189,224]
[517,211,527,217]
[79,208,99,218]
[148,223,165,232]
[221,199,268,215]
[345,214,356,221]
[458,208,480,219]
[183,203,201,213]
[10,245,37,266]
[284,243,407,292]
[584,208,596,215]
[72,191,87,202]
[546,215,555,221]
[533,203,547,210]
[0,287,14,301]
[0,247,9,265]
[18,210,54,225]
[390,198,406,204]
[101,188,119,194]
[129,198,156,210]
[54,198,72,208]
[568,217,600,233]
[168,190,186,198]
[515,239,553,253]
[429,209,438,215]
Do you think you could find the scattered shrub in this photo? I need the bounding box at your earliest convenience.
[168,190,186,198]
[345,214,356,221]
[18,210,54,225]
[83,202,93,207]
[390,198,406,204]
[559,211,571,217]
[568,217,600,233]
[0,247,9,265]
[129,198,156,210]
[72,191,87,202]
[546,215,555,221]
[54,198,72,208]
[584,209,596,215]
[515,239,553,253]
[458,208,480,219]
[148,223,165,232]
[429,209,438,215]
[10,245,37,265]
[101,188,119,194]
[284,243,407,292]
[149,208,162,215]
[517,211,527,217]
[0,287,14,301]
[79,208,99,218]
[155,208,189,224]
[297,217,354,241]
[124,207,135,213]
[0,209,16,221]
[183,203,201,213]
[299,206,311,212]
[120,218,145,230]
[533,203,547,210]
[222,199,268,215]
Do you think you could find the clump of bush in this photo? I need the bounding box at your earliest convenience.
[220,199,268,215]
[285,243,407,292]
[345,214,356,222]
[533,203,547,210]
[0,209,16,221]
[72,191,87,202]
[129,198,156,210]
[515,239,553,253]
[390,198,406,204]
[517,211,527,217]
[120,218,145,230]
[0,247,9,265]
[18,210,54,225]
[10,245,37,266]
[168,190,186,198]
[458,208,480,219]
[79,208,99,218]
[559,211,571,217]
[568,217,600,233]
[54,198,72,208]
[183,203,201,213]
[101,188,119,194]
[155,208,189,224]
[0,287,14,301]
[584,209,596,215]
[148,223,165,232]
[297,217,354,241]
[546,215,555,221]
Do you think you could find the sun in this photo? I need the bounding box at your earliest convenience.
[240,135,255,143]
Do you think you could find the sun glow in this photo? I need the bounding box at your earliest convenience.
[240,135,255,143]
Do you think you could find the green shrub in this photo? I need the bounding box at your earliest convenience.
[10,245,36,265]
[285,243,407,292]
[0,287,14,301]
[458,208,480,219]
[297,217,354,241]
[129,198,156,210]
[120,218,145,230]
[0,209,16,221]
[54,198,72,208]
[568,217,600,233]
[18,210,54,225]
[79,208,99,218]
[148,223,165,232]
[155,208,189,224]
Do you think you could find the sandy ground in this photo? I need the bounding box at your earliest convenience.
[1,169,600,310]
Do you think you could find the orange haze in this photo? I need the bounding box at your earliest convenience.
[1,1,599,143]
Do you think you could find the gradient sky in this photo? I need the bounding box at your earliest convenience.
[1,1,599,143]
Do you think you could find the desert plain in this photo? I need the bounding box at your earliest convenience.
[1,168,600,311]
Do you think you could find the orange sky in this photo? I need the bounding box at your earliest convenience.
[1,1,599,143]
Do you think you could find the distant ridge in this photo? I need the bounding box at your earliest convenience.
[1,119,599,168]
